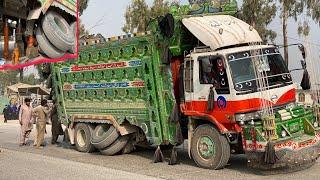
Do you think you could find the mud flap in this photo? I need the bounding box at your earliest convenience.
[188,118,194,158]
[67,127,75,145]
[27,7,42,20]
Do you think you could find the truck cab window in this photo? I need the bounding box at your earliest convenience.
[199,56,230,94]
[184,60,194,92]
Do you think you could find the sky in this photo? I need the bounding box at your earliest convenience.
[81,0,320,84]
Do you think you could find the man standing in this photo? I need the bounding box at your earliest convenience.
[51,101,63,144]
[32,99,51,149]
[19,98,33,146]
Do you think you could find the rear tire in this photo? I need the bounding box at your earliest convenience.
[100,135,129,156]
[36,27,64,59]
[74,123,96,153]
[42,11,74,51]
[69,22,77,53]
[191,124,230,169]
[91,124,119,150]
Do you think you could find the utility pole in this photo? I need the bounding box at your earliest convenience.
[282,1,289,67]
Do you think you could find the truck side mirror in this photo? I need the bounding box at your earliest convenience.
[301,69,311,90]
[298,44,306,59]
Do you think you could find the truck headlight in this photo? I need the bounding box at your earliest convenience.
[285,102,296,109]
[281,130,287,138]
[235,111,262,122]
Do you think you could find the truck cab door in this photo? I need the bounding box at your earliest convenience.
[193,55,231,119]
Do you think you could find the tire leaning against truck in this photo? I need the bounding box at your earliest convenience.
[69,22,77,53]
[42,11,74,52]
[36,27,64,59]
[91,125,120,150]
[100,135,129,156]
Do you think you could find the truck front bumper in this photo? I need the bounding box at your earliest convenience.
[245,133,320,171]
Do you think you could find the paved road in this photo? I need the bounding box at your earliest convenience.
[1,116,320,180]
[0,149,159,180]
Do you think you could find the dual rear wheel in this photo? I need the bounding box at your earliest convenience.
[74,123,133,156]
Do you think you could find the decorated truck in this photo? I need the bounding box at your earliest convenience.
[50,1,320,171]
[0,0,77,62]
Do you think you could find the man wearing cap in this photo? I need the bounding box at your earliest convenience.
[19,98,33,146]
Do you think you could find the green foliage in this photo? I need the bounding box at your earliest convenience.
[21,74,40,85]
[79,20,89,37]
[280,0,320,37]
[123,0,174,33]
[0,70,19,95]
[123,0,150,33]
[239,0,277,43]
[79,0,90,15]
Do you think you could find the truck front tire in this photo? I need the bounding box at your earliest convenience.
[42,11,74,52]
[191,124,230,170]
[74,123,96,153]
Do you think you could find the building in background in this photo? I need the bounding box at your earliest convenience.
[79,33,106,46]
[296,89,320,106]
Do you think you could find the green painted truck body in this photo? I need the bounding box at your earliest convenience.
[51,33,177,145]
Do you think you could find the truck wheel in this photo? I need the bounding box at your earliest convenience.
[91,124,119,150]
[36,27,64,59]
[219,134,230,168]
[100,135,129,156]
[42,11,74,51]
[69,22,77,53]
[74,123,96,153]
[191,124,230,169]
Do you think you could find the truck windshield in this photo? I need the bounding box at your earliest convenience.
[227,48,293,92]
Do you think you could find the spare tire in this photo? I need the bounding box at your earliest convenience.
[100,135,129,156]
[91,125,119,150]
[69,22,77,54]
[42,11,74,51]
[36,27,64,59]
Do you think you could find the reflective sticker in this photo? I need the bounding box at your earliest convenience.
[217,96,227,109]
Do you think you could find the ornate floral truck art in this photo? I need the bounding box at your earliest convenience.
[49,1,320,171]
[1,0,77,68]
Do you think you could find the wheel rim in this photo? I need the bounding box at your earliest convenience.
[197,136,215,160]
[77,129,86,147]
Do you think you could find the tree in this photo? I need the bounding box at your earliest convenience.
[79,0,90,15]
[79,20,89,37]
[0,70,19,95]
[122,0,174,33]
[279,0,320,66]
[150,0,170,19]
[123,0,149,33]
[240,0,277,43]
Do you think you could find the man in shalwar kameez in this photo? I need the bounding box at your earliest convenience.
[19,98,33,146]
[32,99,51,149]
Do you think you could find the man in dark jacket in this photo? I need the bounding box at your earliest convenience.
[51,101,63,144]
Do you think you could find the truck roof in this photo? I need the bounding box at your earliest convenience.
[182,15,262,51]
